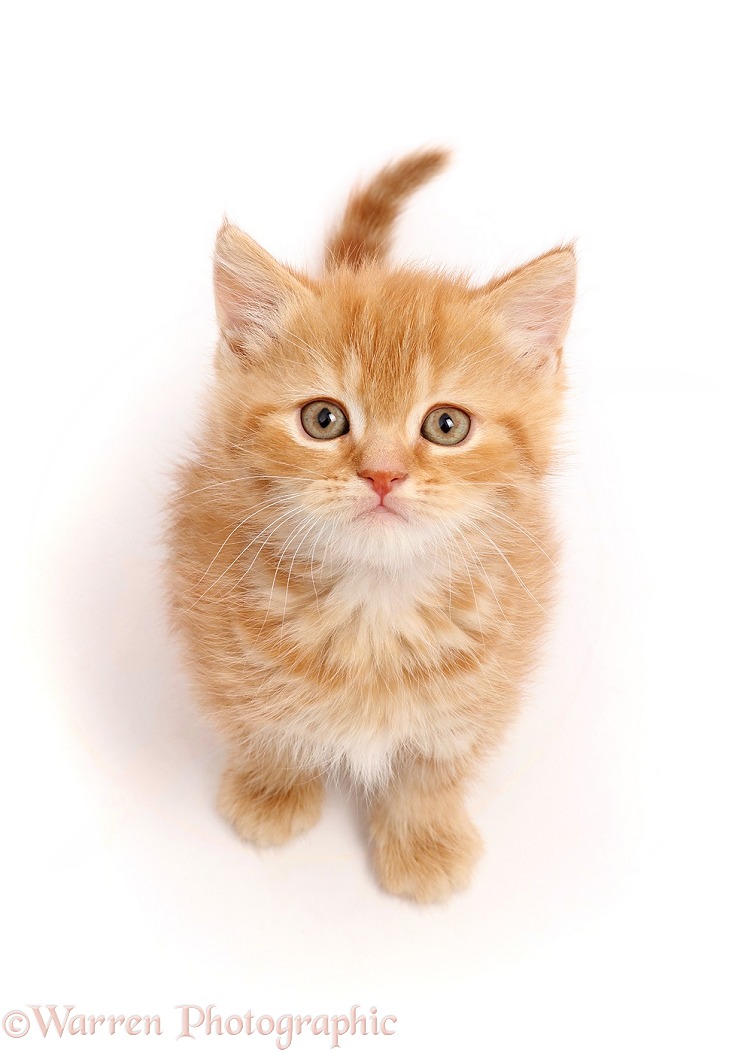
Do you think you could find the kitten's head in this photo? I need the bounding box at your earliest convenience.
[207,223,575,571]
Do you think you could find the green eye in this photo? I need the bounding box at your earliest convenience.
[421,406,471,446]
[300,400,350,440]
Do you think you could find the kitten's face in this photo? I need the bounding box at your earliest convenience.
[211,247,574,571]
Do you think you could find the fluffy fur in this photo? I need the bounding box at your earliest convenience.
[166,150,576,902]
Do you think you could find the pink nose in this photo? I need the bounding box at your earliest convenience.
[358,469,407,500]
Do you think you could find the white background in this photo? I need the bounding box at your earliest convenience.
[1,1,745,1050]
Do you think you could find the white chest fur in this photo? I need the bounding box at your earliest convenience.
[251,562,481,787]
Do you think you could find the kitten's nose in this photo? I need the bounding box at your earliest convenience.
[358,469,408,500]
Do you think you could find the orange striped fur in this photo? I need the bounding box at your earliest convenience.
[167,151,576,902]
[325,147,450,269]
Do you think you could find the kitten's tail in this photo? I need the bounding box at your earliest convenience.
[325,148,451,270]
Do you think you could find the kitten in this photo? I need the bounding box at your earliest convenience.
[167,149,576,902]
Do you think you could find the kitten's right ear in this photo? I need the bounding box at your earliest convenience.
[213,221,311,356]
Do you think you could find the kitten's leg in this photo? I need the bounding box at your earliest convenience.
[370,756,483,903]
[218,749,324,848]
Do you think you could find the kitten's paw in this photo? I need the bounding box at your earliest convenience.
[218,767,324,847]
[371,818,483,903]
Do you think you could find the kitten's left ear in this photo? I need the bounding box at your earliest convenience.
[479,246,577,372]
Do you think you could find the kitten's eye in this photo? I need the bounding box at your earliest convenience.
[300,400,350,440]
[421,406,471,446]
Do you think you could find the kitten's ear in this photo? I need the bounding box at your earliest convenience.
[480,246,576,372]
[213,221,311,354]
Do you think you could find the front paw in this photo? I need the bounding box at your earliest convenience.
[371,818,483,903]
[218,767,324,847]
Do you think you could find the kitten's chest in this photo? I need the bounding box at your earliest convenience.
[240,566,492,783]
[319,570,469,670]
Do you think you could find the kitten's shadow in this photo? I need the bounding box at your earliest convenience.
[43,365,228,837]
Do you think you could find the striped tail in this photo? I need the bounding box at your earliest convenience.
[325,148,451,270]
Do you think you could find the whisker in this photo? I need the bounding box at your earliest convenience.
[176,473,317,499]
[191,494,299,588]
[256,512,320,638]
[480,506,557,567]
[468,520,545,611]
[453,525,515,634]
[448,530,485,644]
[187,505,303,611]
[307,518,328,611]
[279,514,323,638]
[228,507,309,597]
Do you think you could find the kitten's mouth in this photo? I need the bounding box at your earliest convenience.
[359,501,404,521]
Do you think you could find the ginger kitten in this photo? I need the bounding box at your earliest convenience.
[167,150,576,902]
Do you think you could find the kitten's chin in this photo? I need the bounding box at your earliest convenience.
[323,511,446,573]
